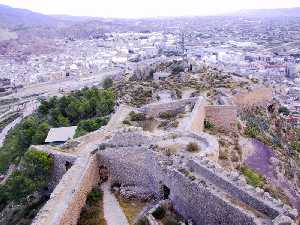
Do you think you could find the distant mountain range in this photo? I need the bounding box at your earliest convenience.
[232,7,300,18]
[1,4,300,30]
[0,4,58,28]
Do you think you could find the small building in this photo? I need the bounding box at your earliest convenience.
[45,126,77,145]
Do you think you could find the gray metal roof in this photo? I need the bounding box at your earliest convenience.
[45,126,77,143]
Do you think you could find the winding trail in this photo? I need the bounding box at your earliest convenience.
[102,182,129,225]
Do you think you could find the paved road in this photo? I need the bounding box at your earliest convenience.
[102,182,129,225]
[0,100,39,147]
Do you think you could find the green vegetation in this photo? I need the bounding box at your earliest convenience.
[240,166,265,188]
[204,119,214,130]
[244,123,260,138]
[241,106,300,157]
[0,88,114,173]
[129,111,146,121]
[0,116,50,173]
[291,141,300,153]
[159,111,177,120]
[186,142,200,152]
[39,87,114,126]
[278,106,290,116]
[102,77,113,89]
[0,149,53,209]
[78,187,106,225]
[75,117,109,137]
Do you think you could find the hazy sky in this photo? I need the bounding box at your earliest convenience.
[1,0,300,18]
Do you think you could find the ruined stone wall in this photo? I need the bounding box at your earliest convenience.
[232,87,273,108]
[163,169,258,225]
[186,97,206,134]
[97,147,267,225]
[187,160,281,219]
[31,154,99,225]
[97,146,162,195]
[139,97,198,117]
[205,105,238,131]
[31,145,78,191]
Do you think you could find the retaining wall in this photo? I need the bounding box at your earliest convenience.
[186,97,206,133]
[97,147,270,225]
[232,87,273,108]
[164,169,258,225]
[139,97,198,117]
[205,105,238,131]
[31,154,99,225]
[187,159,281,219]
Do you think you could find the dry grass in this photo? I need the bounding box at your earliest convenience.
[116,195,147,225]
[186,142,200,153]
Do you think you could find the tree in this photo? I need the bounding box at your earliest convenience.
[278,107,290,116]
[102,77,113,89]
[32,122,49,144]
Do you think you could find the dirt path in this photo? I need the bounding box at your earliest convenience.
[102,182,129,225]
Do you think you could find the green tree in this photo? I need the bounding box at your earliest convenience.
[32,122,49,144]
[278,107,290,116]
[102,77,113,89]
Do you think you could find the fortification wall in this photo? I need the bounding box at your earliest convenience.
[187,160,281,219]
[97,147,264,225]
[205,105,238,131]
[232,87,273,108]
[163,169,258,225]
[32,154,99,225]
[31,145,78,191]
[139,97,198,117]
[97,146,162,195]
[185,97,206,133]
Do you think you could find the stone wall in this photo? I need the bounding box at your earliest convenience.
[187,159,281,219]
[97,147,271,225]
[163,169,258,225]
[31,154,99,225]
[185,97,206,134]
[232,87,273,108]
[205,105,238,131]
[31,145,78,191]
[139,97,198,117]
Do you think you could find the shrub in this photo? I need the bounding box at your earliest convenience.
[102,77,113,89]
[0,150,53,204]
[244,123,260,138]
[75,117,109,137]
[122,120,132,125]
[86,187,103,206]
[159,111,177,120]
[240,166,265,188]
[291,141,300,153]
[152,206,165,220]
[186,142,200,152]
[129,111,146,121]
[278,107,290,116]
[204,119,214,130]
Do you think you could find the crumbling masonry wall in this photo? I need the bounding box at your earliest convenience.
[186,97,206,133]
[232,87,273,108]
[31,154,99,225]
[163,169,258,225]
[205,105,238,131]
[139,97,198,117]
[97,147,285,225]
[187,160,281,219]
